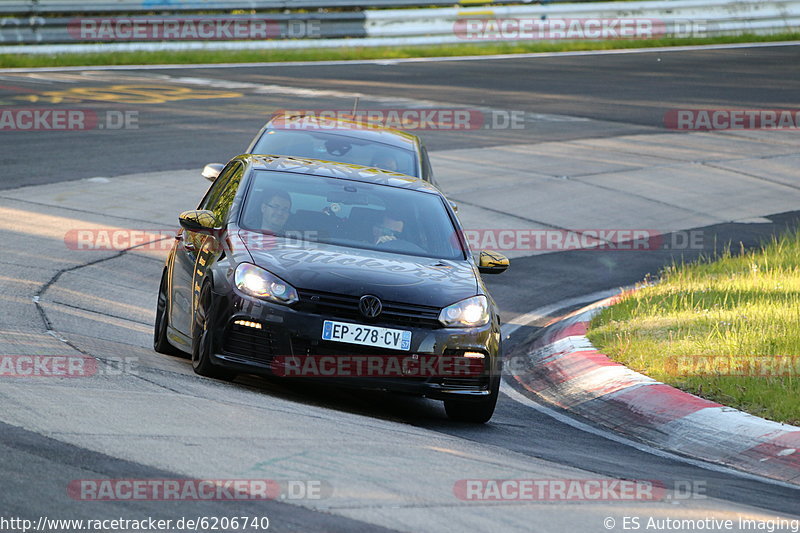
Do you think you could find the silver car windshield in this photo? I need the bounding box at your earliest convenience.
[252,129,419,177]
[240,170,463,260]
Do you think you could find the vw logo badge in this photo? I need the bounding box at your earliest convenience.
[359,295,382,319]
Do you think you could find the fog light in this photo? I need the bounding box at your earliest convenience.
[234,320,262,330]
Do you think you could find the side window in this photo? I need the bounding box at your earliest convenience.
[199,162,238,211]
[209,164,244,225]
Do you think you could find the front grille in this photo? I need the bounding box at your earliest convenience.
[296,289,441,328]
[288,338,490,384]
[222,323,277,363]
[288,336,428,381]
[439,377,489,390]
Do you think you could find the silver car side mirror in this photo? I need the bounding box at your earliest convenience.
[202,163,224,181]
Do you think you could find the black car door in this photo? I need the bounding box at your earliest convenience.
[171,162,242,336]
[188,163,246,329]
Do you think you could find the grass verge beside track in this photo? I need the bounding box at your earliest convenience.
[587,230,800,426]
[1,32,799,68]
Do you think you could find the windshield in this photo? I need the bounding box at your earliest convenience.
[251,129,419,177]
[240,170,464,260]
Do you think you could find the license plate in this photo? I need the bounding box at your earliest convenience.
[322,320,411,351]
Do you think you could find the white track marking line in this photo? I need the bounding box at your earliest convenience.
[501,287,625,339]
[1,41,798,73]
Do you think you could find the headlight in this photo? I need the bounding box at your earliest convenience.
[438,295,490,328]
[234,263,298,305]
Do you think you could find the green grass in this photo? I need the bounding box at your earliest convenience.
[587,230,800,425]
[1,32,799,68]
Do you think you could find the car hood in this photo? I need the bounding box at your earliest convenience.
[241,232,478,308]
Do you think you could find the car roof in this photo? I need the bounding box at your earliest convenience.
[238,154,441,193]
[264,114,420,150]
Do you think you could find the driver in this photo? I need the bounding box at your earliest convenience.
[371,153,399,172]
[260,189,292,234]
[372,211,404,245]
[324,139,351,158]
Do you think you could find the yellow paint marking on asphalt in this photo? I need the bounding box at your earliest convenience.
[457,9,495,15]
[10,85,242,105]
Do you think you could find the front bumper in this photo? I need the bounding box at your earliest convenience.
[207,289,501,400]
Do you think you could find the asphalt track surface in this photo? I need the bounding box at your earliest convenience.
[1,44,800,531]
[2,44,798,188]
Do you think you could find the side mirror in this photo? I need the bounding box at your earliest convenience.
[477,250,509,275]
[449,200,459,213]
[202,163,224,182]
[179,210,218,233]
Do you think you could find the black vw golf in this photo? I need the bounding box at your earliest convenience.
[155,155,509,423]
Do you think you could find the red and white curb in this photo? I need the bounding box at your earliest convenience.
[508,295,800,485]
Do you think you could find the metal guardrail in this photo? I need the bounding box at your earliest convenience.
[364,0,800,38]
[0,13,367,44]
[0,0,798,52]
[0,0,527,15]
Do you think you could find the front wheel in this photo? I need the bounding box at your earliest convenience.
[443,378,499,423]
[154,270,184,357]
[192,281,236,381]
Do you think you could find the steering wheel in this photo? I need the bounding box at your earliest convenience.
[326,140,352,156]
[376,237,426,254]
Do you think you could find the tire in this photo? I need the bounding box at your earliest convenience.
[443,377,499,423]
[154,270,185,357]
[192,281,236,381]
